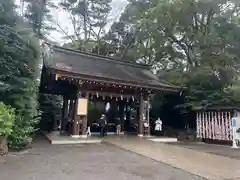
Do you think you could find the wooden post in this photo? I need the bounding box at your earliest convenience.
[81,92,89,138]
[126,102,131,132]
[68,99,73,118]
[72,91,81,138]
[146,95,151,136]
[61,97,68,133]
[138,94,144,136]
[136,105,140,134]
[67,99,74,134]
[119,101,125,131]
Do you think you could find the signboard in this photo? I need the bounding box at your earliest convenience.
[77,98,88,116]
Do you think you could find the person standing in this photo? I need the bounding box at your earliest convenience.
[116,117,121,136]
[154,117,163,136]
[86,123,91,137]
[99,114,107,137]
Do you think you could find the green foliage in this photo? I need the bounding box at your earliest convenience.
[58,0,112,53]
[0,1,41,149]
[23,0,54,37]
[0,102,15,137]
[109,0,240,112]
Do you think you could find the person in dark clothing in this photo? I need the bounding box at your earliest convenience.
[99,114,107,137]
[116,117,121,136]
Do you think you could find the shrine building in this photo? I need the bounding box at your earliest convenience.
[40,44,181,138]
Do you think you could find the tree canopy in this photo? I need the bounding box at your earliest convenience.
[0,0,42,149]
[105,0,240,111]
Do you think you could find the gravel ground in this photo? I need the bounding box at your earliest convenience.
[0,139,205,180]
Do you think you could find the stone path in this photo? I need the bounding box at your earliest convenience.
[0,138,204,180]
[166,141,240,160]
[105,136,240,180]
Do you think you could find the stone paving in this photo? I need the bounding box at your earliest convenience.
[0,138,204,180]
[166,141,240,160]
[104,136,240,180]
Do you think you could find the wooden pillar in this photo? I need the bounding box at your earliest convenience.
[61,97,68,132]
[136,105,140,134]
[126,102,131,132]
[52,110,58,131]
[146,95,151,136]
[67,99,74,134]
[68,100,73,118]
[111,100,118,121]
[72,92,81,138]
[119,101,125,130]
[81,92,89,138]
[138,94,144,136]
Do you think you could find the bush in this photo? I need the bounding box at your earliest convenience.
[0,102,15,155]
[0,102,15,137]
[7,84,41,150]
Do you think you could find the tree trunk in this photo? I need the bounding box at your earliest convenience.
[0,136,8,156]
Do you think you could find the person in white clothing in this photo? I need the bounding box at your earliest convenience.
[86,123,91,136]
[154,117,162,136]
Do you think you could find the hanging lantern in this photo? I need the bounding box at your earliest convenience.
[110,94,112,99]
[96,92,99,98]
[55,74,61,80]
[132,96,135,101]
[121,95,123,100]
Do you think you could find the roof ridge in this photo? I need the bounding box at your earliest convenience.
[45,43,150,69]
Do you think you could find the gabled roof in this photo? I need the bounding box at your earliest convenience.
[44,45,180,91]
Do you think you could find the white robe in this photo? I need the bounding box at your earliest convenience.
[86,126,91,136]
[155,120,162,131]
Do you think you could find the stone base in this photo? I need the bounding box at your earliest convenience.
[148,137,178,143]
[91,132,125,136]
[43,131,102,145]
[80,135,88,138]
[71,135,81,138]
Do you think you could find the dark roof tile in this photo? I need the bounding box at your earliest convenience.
[45,45,180,90]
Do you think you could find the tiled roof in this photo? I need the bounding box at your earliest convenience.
[44,45,180,91]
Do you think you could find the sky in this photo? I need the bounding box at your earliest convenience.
[15,0,128,44]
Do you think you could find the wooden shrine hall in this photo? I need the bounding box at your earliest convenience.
[40,44,181,138]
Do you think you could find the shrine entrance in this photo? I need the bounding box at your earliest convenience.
[40,44,180,138]
[88,97,140,135]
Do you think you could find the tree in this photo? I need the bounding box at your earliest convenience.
[106,0,152,60]
[0,0,42,149]
[58,0,112,53]
[22,0,65,135]
[23,0,54,38]
[109,0,240,111]
[0,102,15,155]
